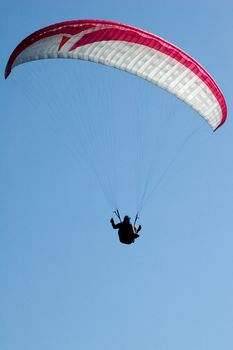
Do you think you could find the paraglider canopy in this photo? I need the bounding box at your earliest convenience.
[5,19,227,130]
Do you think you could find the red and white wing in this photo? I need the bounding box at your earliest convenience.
[5,19,227,130]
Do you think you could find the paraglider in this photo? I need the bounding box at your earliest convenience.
[110,214,142,245]
[5,19,227,243]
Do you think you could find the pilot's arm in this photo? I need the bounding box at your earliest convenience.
[110,218,121,229]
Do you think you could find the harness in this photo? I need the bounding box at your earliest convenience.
[114,209,139,225]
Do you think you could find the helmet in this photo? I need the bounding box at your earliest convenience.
[124,216,131,222]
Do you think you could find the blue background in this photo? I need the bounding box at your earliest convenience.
[1,1,233,349]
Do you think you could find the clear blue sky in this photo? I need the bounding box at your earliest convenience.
[1,1,233,349]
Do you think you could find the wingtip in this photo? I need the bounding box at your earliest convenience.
[4,65,10,79]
